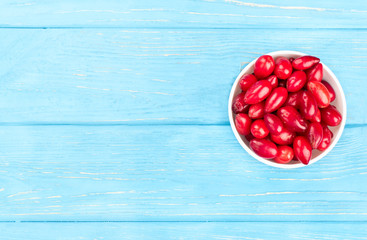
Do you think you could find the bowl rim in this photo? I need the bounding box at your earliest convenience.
[228,50,347,169]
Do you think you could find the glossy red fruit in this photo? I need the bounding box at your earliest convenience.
[250,138,278,159]
[251,119,269,139]
[306,122,323,149]
[292,56,320,70]
[274,146,294,164]
[270,128,296,145]
[284,92,301,108]
[248,102,265,119]
[321,105,342,126]
[239,74,257,92]
[310,108,321,123]
[289,57,295,63]
[264,113,284,135]
[264,75,278,89]
[306,63,323,82]
[254,55,275,79]
[277,106,308,132]
[293,136,312,165]
[321,80,336,102]
[298,90,318,120]
[307,81,331,108]
[278,80,286,88]
[235,113,252,136]
[322,123,334,138]
[244,80,272,104]
[232,92,250,114]
[264,87,288,113]
[274,57,292,80]
[286,71,307,92]
[317,125,332,151]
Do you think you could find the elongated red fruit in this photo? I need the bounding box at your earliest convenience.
[239,74,257,92]
[306,122,323,149]
[265,87,288,113]
[271,127,295,145]
[251,119,269,139]
[274,146,294,164]
[244,80,272,104]
[264,75,278,89]
[264,113,284,135]
[293,136,312,165]
[250,138,278,159]
[274,57,292,80]
[307,81,331,108]
[317,125,332,151]
[284,91,301,108]
[321,80,336,102]
[235,113,252,136]
[310,108,321,123]
[306,63,323,82]
[298,90,318,120]
[277,106,308,132]
[254,55,275,79]
[232,92,250,114]
[248,102,265,119]
[320,105,342,126]
[286,71,307,92]
[292,56,320,70]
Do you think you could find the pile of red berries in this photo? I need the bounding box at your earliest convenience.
[232,55,342,165]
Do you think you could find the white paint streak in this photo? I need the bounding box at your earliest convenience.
[57,10,130,14]
[73,73,87,77]
[46,196,62,199]
[220,192,300,197]
[225,0,333,11]
[102,118,168,122]
[8,191,36,198]
[175,213,367,216]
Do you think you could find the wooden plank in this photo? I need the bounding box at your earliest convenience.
[0,29,366,124]
[0,222,367,240]
[1,0,367,28]
[0,125,366,221]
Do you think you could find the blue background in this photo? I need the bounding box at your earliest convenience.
[1,0,367,239]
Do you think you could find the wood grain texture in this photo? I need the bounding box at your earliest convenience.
[0,222,367,240]
[1,0,367,28]
[0,29,366,124]
[0,125,366,221]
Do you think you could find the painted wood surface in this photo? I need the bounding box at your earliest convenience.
[0,125,366,221]
[0,29,366,124]
[0,222,367,240]
[1,0,367,238]
[1,0,367,28]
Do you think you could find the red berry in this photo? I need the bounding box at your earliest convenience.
[286,71,307,92]
[293,136,312,165]
[251,119,269,139]
[298,90,318,120]
[307,81,331,108]
[320,105,342,126]
[248,102,265,119]
[306,122,324,149]
[250,138,278,159]
[264,113,284,135]
[263,75,278,89]
[270,128,295,145]
[232,92,250,114]
[265,87,288,113]
[235,113,252,136]
[292,56,320,70]
[244,80,272,104]
[274,146,294,164]
[321,80,336,102]
[254,55,275,79]
[274,57,292,80]
[277,106,308,133]
[239,74,257,92]
[306,63,323,82]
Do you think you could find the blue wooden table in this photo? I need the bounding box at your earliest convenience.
[1,0,367,239]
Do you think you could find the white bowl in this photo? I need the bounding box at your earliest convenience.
[228,51,347,169]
